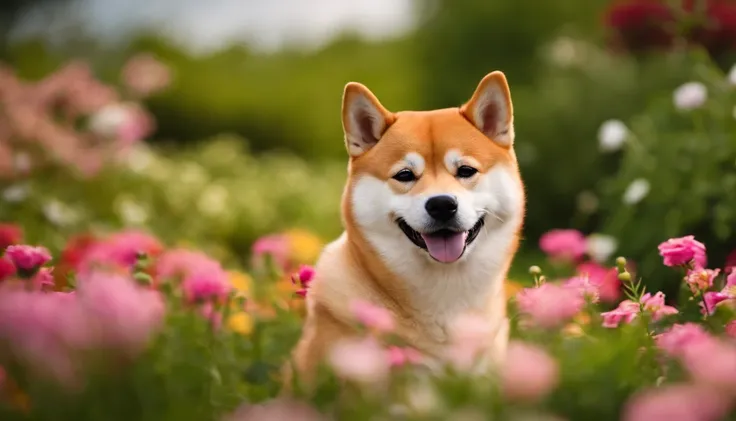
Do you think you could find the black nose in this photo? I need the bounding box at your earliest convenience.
[425,195,458,222]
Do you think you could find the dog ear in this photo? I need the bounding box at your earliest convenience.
[341,82,395,157]
[460,71,514,147]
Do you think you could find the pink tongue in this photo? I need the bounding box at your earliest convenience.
[421,232,468,263]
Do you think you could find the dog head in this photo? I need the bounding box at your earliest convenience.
[341,71,525,269]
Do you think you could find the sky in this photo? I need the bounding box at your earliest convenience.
[10,0,418,55]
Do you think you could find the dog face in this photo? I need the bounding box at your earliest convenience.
[341,72,525,269]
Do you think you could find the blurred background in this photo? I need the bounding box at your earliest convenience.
[1,0,735,297]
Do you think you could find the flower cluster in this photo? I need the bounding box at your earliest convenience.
[0,54,169,180]
[538,228,622,301]
[605,0,736,59]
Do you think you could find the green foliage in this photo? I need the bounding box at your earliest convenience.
[0,136,345,264]
[596,49,736,295]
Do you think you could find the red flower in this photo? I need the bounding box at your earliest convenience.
[0,224,22,251]
[605,0,677,52]
[605,0,736,56]
[0,257,15,281]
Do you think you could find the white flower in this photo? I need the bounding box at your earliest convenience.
[622,178,650,205]
[88,103,132,138]
[597,119,628,152]
[197,184,229,216]
[42,200,79,226]
[2,184,29,203]
[115,196,148,225]
[586,234,618,263]
[673,82,707,110]
[728,64,736,86]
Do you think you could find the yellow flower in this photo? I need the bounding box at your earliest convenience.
[229,271,253,294]
[505,280,525,301]
[227,312,254,335]
[284,229,323,264]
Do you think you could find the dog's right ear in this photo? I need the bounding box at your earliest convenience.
[341,82,395,157]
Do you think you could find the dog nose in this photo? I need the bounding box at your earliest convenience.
[425,195,458,222]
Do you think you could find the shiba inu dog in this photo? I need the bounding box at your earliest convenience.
[288,71,525,385]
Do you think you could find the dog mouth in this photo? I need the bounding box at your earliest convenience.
[397,217,485,263]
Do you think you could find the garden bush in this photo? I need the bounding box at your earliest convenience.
[594,49,736,296]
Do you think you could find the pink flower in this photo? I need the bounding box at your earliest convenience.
[576,262,621,302]
[700,291,730,316]
[444,312,494,371]
[156,248,223,281]
[121,53,171,97]
[680,337,736,391]
[0,223,22,250]
[727,269,736,287]
[641,291,678,321]
[386,346,424,367]
[251,234,290,271]
[5,245,51,271]
[516,283,585,328]
[292,264,316,298]
[724,249,736,275]
[225,398,326,421]
[182,270,232,303]
[0,290,88,387]
[501,341,559,402]
[349,300,395,333]
[685,268,720,294]
[0,256,15,281]
[623,384,731,421]
[657,235,707,268]
[79,230,162,274]
[328,337,389,385]
[76,271,165,355]
[654,323,713,357]
[31,267,55,291]
[539,229,587,262]
[601,299,640,328]
[563,275,600,303]
[199,301,223,331]
[726,321,736,338]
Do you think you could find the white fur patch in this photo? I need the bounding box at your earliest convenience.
[350,164,523,341]
[391,152,425,176]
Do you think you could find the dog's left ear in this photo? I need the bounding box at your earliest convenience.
[460,71,514,147]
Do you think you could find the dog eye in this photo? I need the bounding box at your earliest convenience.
[392,169,416,182]
[456,165,478,178]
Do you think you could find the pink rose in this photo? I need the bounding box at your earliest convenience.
[657,235,707,268]
[601,300,640,328]
[641,292,679,321]
[5,245,52,271]
[576,262,621,302]
[328,337,389,385]
[386,346,423,367]
[539,229,587,262]
[516,283,585,328]
[349,300,395,333]
[654,323,713,357]
[685,268,720,294]
[700,291,730,316]
[680,337,736,392]
[623,384,731,421]
[501,341,559,402]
